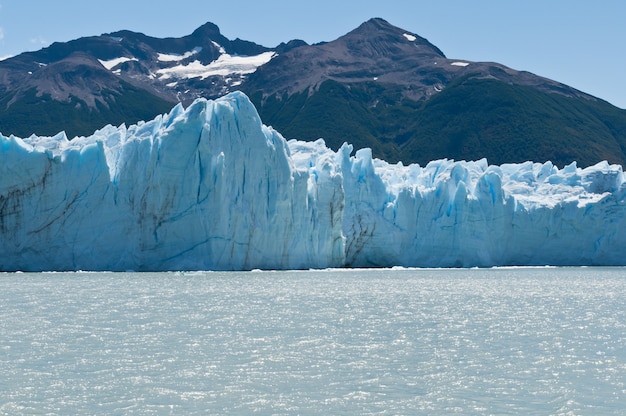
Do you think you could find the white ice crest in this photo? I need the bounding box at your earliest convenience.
[1,92,625,271]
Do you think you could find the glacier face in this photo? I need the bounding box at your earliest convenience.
[1,91,626,271]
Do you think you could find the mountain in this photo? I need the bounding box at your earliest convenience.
[2,92,626,271]
[0,21,278,138]
[244,19,626,167]
[1,18,625,167]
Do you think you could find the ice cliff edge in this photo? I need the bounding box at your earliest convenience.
[2,91,626,271]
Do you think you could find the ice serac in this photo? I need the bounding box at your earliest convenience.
[2,92,626,271]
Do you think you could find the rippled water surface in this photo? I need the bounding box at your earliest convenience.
[2,268,626,415]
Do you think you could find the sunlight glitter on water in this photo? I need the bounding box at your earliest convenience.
[1,267,626,414]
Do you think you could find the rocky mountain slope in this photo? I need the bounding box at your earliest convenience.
[1,18,625,167]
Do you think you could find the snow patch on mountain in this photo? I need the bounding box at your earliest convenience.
[157,47,203,62]
[403,33,417,42]
[156,51,276,80]
[98,57,138,70]
[211,41,226,54]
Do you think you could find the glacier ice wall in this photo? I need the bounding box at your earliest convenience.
[1,91,626,271]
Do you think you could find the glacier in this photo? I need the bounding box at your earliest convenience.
[1,91,626,271]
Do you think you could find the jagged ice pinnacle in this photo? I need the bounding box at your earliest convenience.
[1,92,626,271]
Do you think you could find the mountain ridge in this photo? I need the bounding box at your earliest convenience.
[246,18,595,103]
[0,18,625,167]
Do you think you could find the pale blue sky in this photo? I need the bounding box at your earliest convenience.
[1,0,624,108]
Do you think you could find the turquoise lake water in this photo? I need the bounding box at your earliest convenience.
[2,267,626,415]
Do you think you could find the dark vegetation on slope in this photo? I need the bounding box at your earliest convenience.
[403,77,626,167]
[250,77,626,167]
[0,82,173,138]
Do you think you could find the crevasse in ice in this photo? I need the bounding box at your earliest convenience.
[1,92,625,271]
